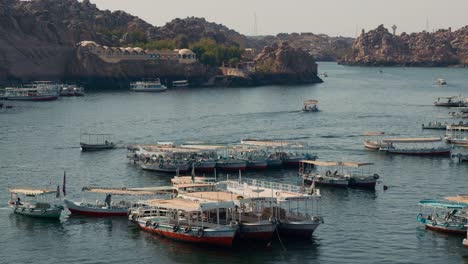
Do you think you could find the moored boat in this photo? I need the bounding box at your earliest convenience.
[445,126,468,146]
[80,133,115,151]
[3,83,59,101]
[216,158,247,171]
[302,99,319,112]
[422,122,448,130]
[130,78,167,92]
[65,186,175,217]
[380,137,451,157]
[130,198,239,247]
[434,96,466,107]
[363,131,388,150]
[172,80,189,87]
[417,198,468,236]
[436,78,447,85]
[8,187,64,219]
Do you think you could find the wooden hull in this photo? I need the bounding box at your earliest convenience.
[138,221,236,247]
[65,200,128,217]
[194,161,217,172]
[277,221,320,239]
[237,222,276,243]
[446,139,468,146]
[266,159,283,167]
[5,95,58,101]
[304,177,349,188]
[140,163,190,173]
[246,160,268,170]
[424,224,466,236]
[13,206,62,219]
[349,177,377,189]
[130,88,167,92]
[385,149,451,157]
[216,160,247,171]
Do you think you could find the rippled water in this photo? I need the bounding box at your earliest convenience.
[1,62,468,264]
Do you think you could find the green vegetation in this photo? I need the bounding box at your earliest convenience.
[189,38,243,66]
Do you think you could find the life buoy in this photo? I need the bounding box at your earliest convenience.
[326,170,331,176]
[197,228,204,237]
[373,174,380,180]
[184,226,191,233]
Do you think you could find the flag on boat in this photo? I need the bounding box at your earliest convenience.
[56,185,60,198]
[62,171,66,196]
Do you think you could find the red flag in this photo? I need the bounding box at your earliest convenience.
[62,171,66,196]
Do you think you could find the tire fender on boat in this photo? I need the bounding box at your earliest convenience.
[41,209,47,214]
[416,213,423,220]
[29,208,34,212]
[184,226,191,233]
[21,207,26,212]
[431,220,437,226]
[153,222,159,229]
[173,225,179,232]
[145,220,151,227]
[373,173,380,180]
[326,170,331,176]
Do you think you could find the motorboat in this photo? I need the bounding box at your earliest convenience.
[8,187,64,219]
[59,84,85,96]
[302,100,319,112]
[129,198,239,247]
[80,133,115,151]
[436,78,447,85]
[379,137,452,156]
[453,153,468,163]
[130,78,167,92]
[434,96,466,107]
[3,81,59,101]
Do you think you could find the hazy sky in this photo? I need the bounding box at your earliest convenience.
[90,0,468,37]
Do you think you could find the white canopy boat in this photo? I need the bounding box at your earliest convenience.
[445,126,468,146]
[129,198,239,247]
[80,133,115,151]
[130,78,167,92]
[302,100,319,112]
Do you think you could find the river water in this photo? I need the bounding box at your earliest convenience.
[1,62,468,264]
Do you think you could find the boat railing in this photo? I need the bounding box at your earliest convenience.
[244,178,305,194]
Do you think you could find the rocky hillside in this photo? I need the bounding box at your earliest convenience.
[250,33,354,61]
[252,42,322,84]
[340,25,468,66]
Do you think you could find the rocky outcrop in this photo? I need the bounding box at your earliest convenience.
[251,42,322,84]
[250,33,354,61]
[340,25,468,66]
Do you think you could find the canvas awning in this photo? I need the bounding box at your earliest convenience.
[363,131,385,136]
[144,198,235,212]
[382,137,442,143]
[9,188,56,195]
[82,186,175,195]
[301,160,340,166]
[303,100,318,105]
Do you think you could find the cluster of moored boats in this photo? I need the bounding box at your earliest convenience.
[0,81,85,101]
[126,139,317,174]
[8,173,323,247]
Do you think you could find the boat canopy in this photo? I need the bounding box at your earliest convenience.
[241,139,294,147]
[81,186,175,195]
[303,100,318,105]
[382,137,442,143]
[340,162,374,168]
[301,160,373,167]
[363,131,385,136]
[171,176,216,185]
[145,198,235,212]
[446,126,468,131]
[173,183,216,189]
[437,96,461,99]
[9,188,56,195]
[445,195,468,205]
[179,144,226,150]
[419,199,468,209]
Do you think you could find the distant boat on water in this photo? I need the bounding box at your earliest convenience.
[130,78,167,92]
[2,81,59,101]
[172,80,189,87]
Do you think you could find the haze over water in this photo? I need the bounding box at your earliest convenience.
[1,62,468,263]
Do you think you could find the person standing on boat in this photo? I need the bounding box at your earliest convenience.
[105,194,112,207]
[16,197,23,206]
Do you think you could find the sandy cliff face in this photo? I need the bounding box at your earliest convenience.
[341,25,468,66]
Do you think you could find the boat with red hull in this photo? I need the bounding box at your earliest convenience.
[417,198,468,236]
[129,198,239,247]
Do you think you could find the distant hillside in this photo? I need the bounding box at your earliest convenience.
[340,24,468,66]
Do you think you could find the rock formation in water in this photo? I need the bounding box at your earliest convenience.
[251,42,322,84]
[340,24,468,66]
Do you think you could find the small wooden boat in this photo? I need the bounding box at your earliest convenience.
[453,153,468,162]
[215,158,247,171]
[65,186,175,217]
[436,78,447,85]
[80,133,115,151]
[363,131,389,150]
[8,188,64,219]
[172,80,189,87]
[421,122,448,130]
[140,159,190,173]
[380,137,452,157]
[302,100,319,112]
[434,96,466,107]
[300,160,379,190]
[130,198,239,247]
[417,198,468,236]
